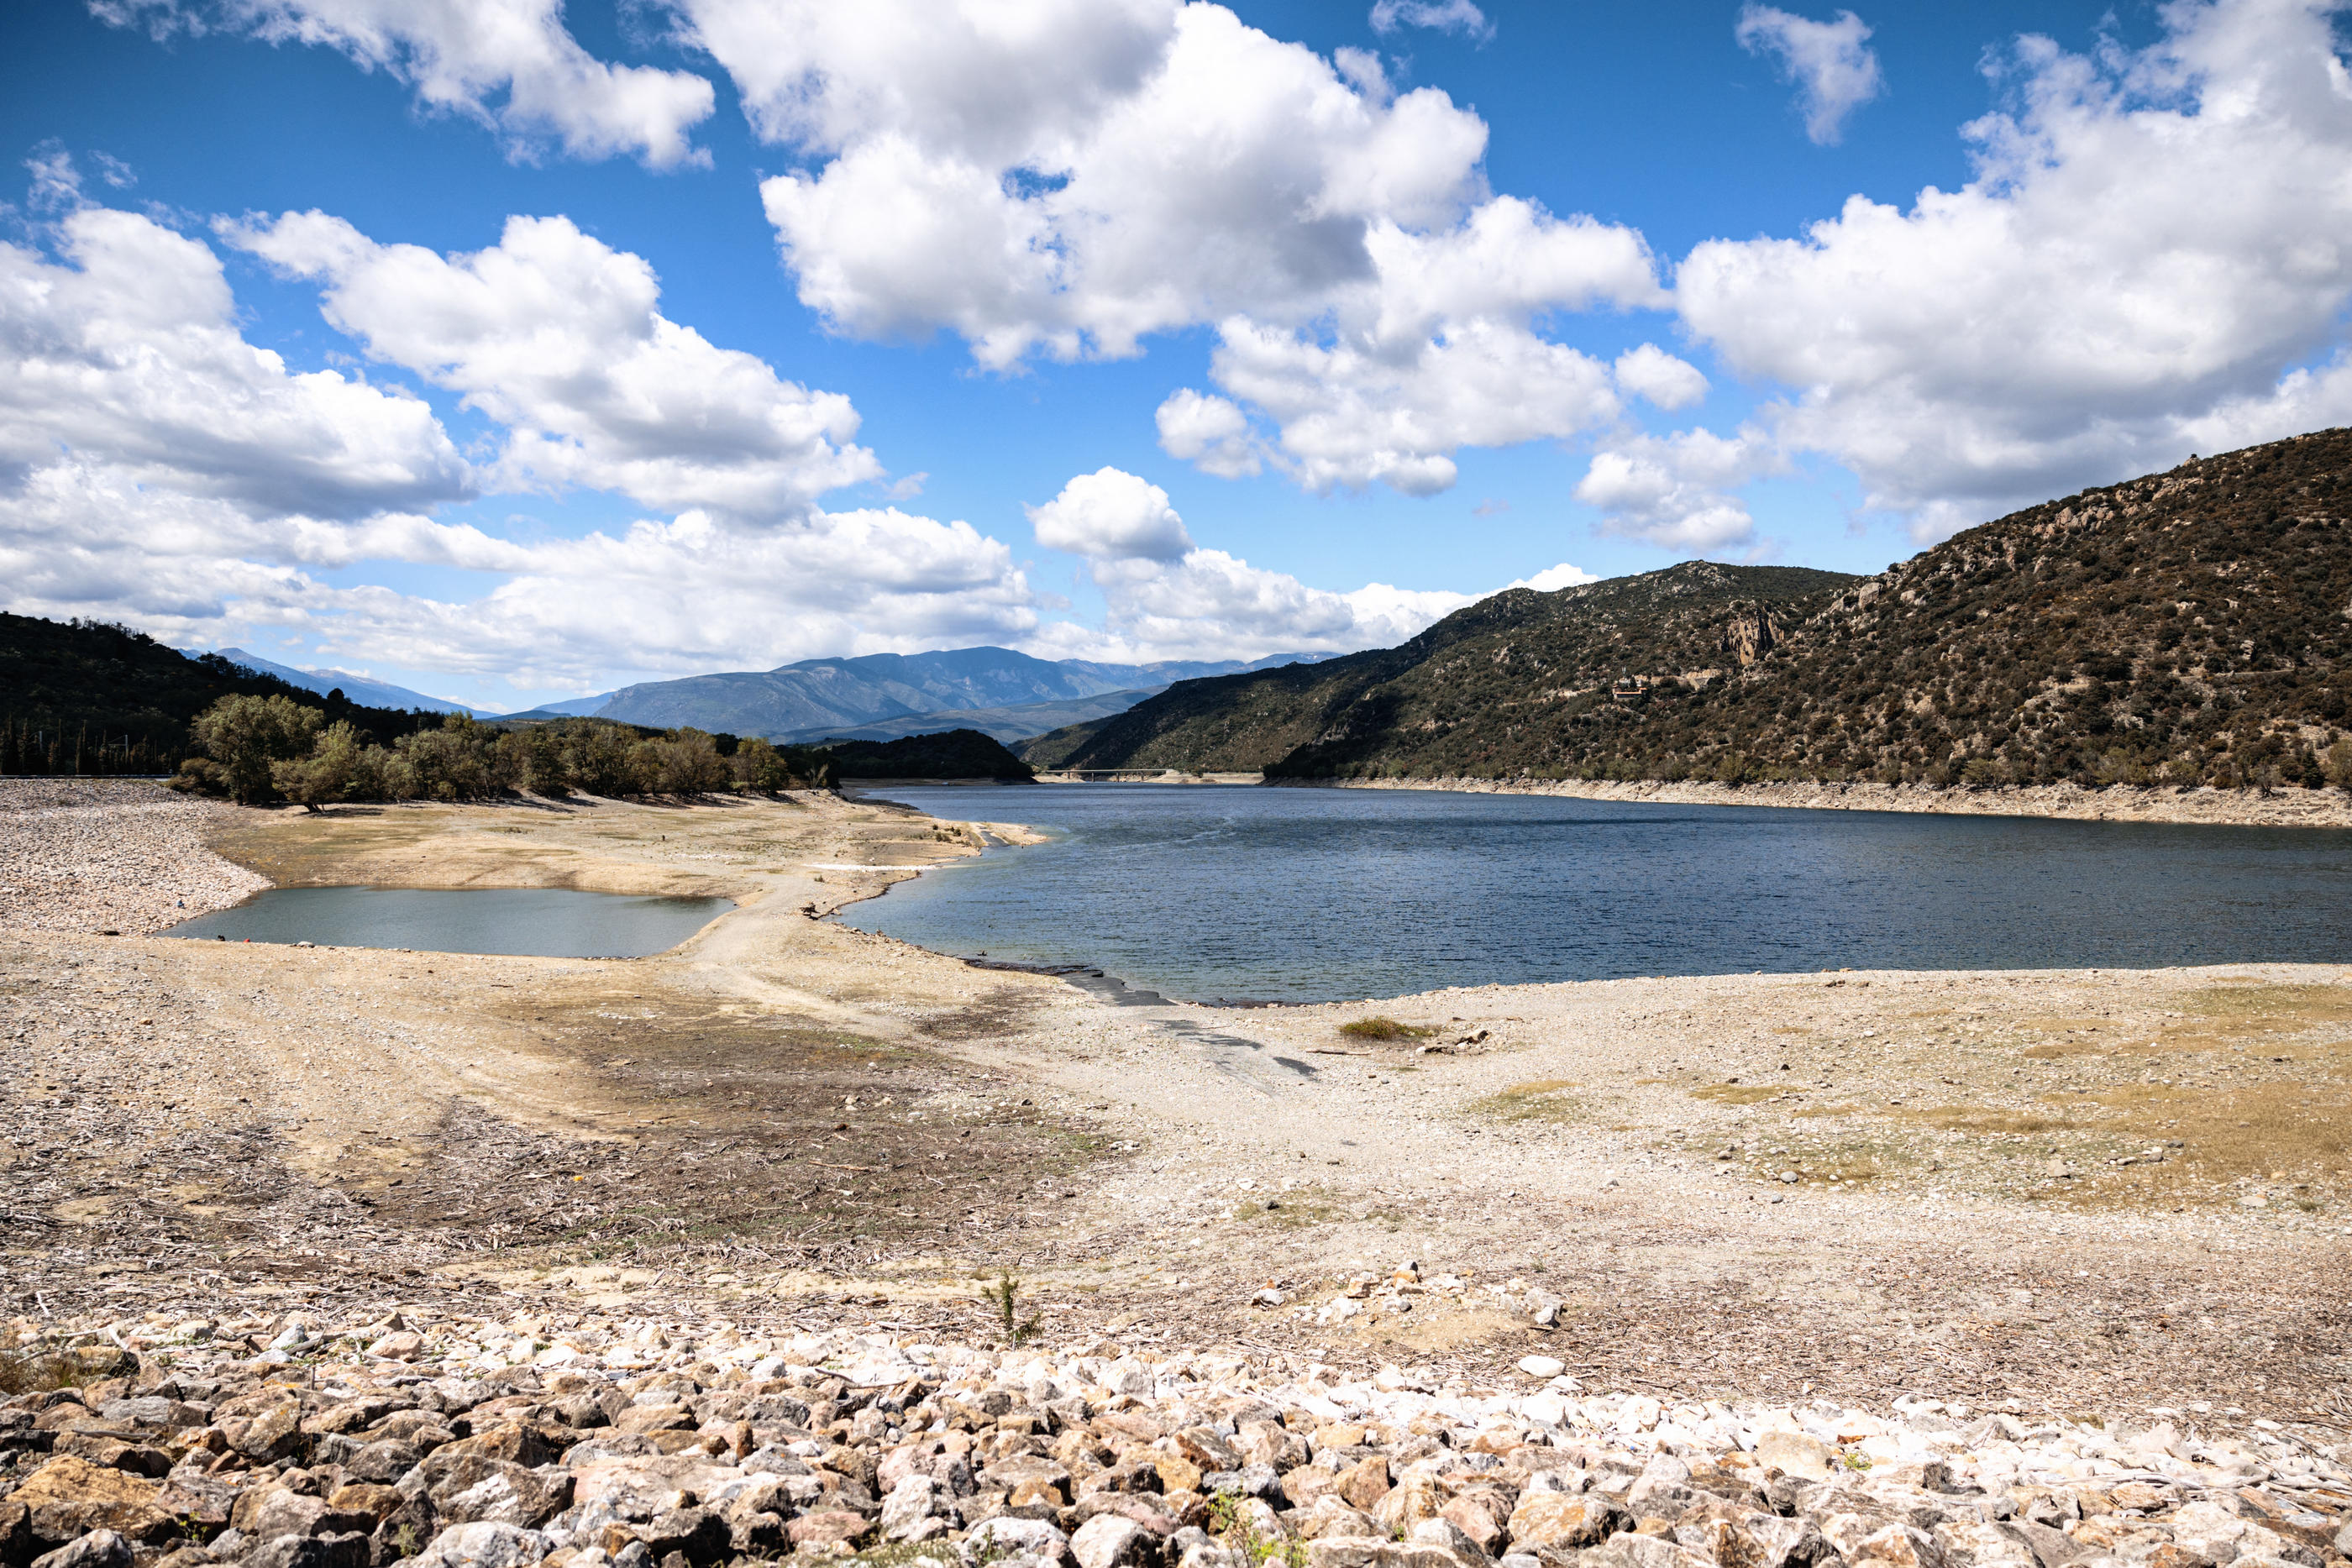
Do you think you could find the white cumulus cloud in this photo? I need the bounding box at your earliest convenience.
[1026,468,1195,562]
[1154,390,1264,479]
[672,0,1655,496]
[223,211,883,521]
[1682,0,2352,542]
[0,202,470,523]
[92,0,717,167]
[1735,5,1885,145]
[1575,428,1781,552]
[1613,343,1709,411]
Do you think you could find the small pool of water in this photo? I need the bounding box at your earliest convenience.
[165,886,735,957]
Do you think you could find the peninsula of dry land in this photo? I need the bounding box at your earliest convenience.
[2,780,2347,1568]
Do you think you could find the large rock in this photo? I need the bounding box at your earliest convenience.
[787,1511,874,1551]
[2169,1501,2291,1566]
[1507,1493,1626,1552]
[2,1500,33,1568]
[1410,1517,1494,1568]
[29,1532,131,1568]
[228,1489,375,1541]
[1585,1534,1716,1568]
[1832,1522,1946,1568]
[1674,1515,1833,1568]
[1071,1515,1154,1568]
[1336,1458,1392,1513]
[1439,1495,1509,1556]
[1373,1472,1441,1536]
[965,1516,1074,1565]
[50,1435,171,1478]
[421,1455,572,1528]
[242,1533,371,1568]
[218,1398,305,1464]
[2001,1521,2091,1568]
[1933,1522,2038,1568]
[881,1475,949,1543]
[342,1440,422,1485]
[1753,1434,1838,1484]
[1305,1539,1477,1568]
[1296,1500,1383,1542]
[11,1458,175,1545]
[408,1522,548,1568]
[634,1507,731,1566]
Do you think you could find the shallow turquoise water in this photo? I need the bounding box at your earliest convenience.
[845,784,2352,1002]
[165,886,734,957]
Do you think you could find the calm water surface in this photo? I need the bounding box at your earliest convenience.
[844,784,2352,1002]
[165,886,734,957]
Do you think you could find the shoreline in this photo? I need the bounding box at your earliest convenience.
[1286,772,2352,827]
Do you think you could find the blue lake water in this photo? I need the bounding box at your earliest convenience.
[843,784,2352,1002]
[165,886,735,957]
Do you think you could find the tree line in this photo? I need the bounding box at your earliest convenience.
[0,716,172,776]
[169,695,835,808]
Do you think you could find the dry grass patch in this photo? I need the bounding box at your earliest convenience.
[1470,1078,1588,1124]
[1883,1104,2070,1135]
[2080,1076,2351,1184]
[2173,981,2352,1034]
[1693,1083,1786,1106]
[1232,1186,1342,1227]
[1339,1015,1436,1041]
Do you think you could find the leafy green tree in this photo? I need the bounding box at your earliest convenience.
[394,715,498,800]
[270,721,412,809]
[188,694,323,804]
[633,728,731,794]
[562,721,643,795]
[496,725,571,795]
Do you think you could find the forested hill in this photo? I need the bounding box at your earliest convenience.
[1032,427,2352,790]
[0,615,434,774]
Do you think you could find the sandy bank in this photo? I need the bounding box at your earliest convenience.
[1290,774,2352,828]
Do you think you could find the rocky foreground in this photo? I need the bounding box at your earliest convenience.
[4,1297,2348,1568]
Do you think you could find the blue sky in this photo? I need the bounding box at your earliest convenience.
[3,0,2349,710]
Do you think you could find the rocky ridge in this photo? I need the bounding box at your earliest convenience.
[3,1300,2347,1568]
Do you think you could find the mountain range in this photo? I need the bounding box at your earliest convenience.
[1030,428,2352,792]
[211,648,485,716]
[509,647,1323,742]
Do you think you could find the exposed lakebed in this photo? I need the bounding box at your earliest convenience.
[846,783,2352,1001]
[164,885,734,957]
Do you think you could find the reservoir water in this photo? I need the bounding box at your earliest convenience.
[844,784,2352,1002]
[165,886,735,957]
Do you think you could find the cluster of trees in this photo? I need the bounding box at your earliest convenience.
[171,695,833,808]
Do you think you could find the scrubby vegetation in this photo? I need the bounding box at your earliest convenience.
[170,695,835,806]
[1051,428,2352,792]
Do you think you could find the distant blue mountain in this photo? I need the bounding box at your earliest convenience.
[210,648,484,716]
[577,646,1324,740]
